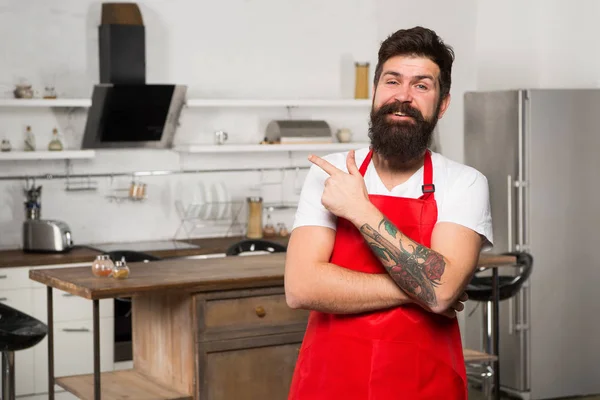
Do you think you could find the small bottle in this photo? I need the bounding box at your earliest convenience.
[24,126,35,151]
[91,255,115,277]
[278,223,289,237]
[112,258,130,279]
[263,212,276,238]
[48,128,63,151]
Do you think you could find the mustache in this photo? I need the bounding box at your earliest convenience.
[375,101,425,122]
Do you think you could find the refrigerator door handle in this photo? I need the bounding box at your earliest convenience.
[508,297,515,334]
[507,174,513,252]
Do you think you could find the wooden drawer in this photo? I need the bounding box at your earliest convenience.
[198,332,303,400]
[197,288,309,341]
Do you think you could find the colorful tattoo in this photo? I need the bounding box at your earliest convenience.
[360,217,445,307]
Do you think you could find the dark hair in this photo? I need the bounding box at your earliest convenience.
[373,26,455,99]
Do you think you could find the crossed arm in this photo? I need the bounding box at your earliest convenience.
[284,151,483,316]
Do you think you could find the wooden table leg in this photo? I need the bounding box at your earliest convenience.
[47,286,54,400]
[93,299,101,400]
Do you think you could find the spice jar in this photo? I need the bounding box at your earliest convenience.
[112,259,130,279]
[263,208,276,237]
[91,255,115,277]
[278,223,289,237]
[246,197,263,239]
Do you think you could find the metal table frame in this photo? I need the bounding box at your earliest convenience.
[47,287,102,400]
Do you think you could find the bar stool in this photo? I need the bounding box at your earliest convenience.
[464,251,533,398]
[225,239,287,256]
[0,302,47,400]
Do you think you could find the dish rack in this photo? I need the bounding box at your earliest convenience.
[173,199,246,239]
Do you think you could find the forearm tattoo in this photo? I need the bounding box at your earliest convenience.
[359,217,445,307]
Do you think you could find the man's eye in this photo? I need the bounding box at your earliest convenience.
[386,80,398,85]
[416,84,428,90]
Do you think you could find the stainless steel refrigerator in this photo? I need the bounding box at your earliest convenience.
[463,89,600,400]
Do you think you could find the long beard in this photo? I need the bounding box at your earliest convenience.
[368,101,440,165]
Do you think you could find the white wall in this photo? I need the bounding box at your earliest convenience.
[0,0,382,248]
[0,0,479,248]
[4,0,597,249]
[475,0,600,89]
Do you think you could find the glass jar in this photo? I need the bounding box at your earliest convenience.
[278,222,289,237]
[48,128,63,151]
[246,197,263,239]
[24,125,35,151]
[112,259,130,279]
[263,209,276,237]
[91,255,114,277]
[354,62,370,99]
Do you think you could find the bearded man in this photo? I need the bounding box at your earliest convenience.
[285,26,493,399]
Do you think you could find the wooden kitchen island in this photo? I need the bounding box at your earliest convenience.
[29,253,309,400]
[28,252,517,400]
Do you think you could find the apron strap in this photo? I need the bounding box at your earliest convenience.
[420,150,435,200]
[359,148,435,200]
[359,149,373,177]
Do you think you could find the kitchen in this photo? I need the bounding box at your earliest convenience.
[1,1,599,399]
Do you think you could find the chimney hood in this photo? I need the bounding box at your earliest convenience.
[82,3,187,149]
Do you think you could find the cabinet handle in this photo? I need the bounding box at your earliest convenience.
[0,275,7,279]
[255,306,266,318]
[62,328,90,333]
[0,297,7,301]
[62,293,75,297]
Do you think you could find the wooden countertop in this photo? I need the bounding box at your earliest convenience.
[28,253,517,301]
[0,236,290,268]
[29,253,288,300]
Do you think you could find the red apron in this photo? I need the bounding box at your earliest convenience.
[289,149,466,400]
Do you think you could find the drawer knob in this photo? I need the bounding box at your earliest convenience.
[255,306,266,318]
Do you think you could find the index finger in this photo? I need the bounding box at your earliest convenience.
[309,154,341,176]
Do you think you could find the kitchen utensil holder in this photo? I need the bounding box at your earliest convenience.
[65,175,98,192]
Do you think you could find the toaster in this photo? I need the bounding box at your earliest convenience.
[23,219,74,253]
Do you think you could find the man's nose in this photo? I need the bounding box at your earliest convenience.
[393,84,413,103]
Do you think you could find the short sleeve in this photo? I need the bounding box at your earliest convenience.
[438,168,494,251]
[292,163,337,231]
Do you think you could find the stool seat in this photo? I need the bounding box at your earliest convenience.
[225,239,287,256]
[0,303,47,352]
[465,252,533,302]
[105,250,161,263]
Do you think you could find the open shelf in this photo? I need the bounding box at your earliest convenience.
[174,142,369,153]
[56,370,192,400]
[185,98,371,107]
[0,98,91,107]
[0,150,95,160]
[0,98,371,109]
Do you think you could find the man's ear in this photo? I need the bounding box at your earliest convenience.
[437,94,451,119]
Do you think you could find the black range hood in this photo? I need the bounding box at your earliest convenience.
[82,3,186,149]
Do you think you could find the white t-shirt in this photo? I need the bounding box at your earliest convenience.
[292,147,493,250]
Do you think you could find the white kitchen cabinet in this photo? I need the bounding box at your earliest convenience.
[33,317,114,394]
[0,266,34,290]
[1,262,115,397]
